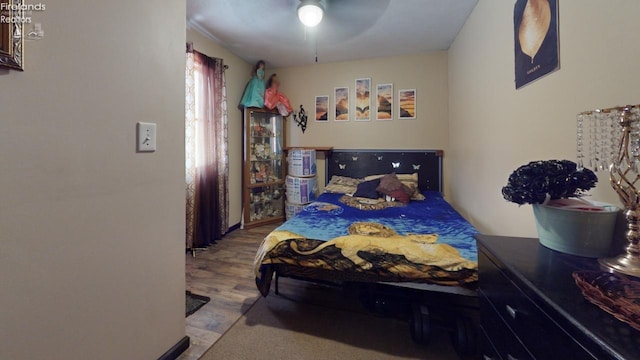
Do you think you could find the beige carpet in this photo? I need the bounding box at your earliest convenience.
[201,294,459,360]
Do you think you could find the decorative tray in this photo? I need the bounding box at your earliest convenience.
[573,270,640,331]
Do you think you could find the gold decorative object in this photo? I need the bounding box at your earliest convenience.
[600,105,640,277]
[580,104,640,277]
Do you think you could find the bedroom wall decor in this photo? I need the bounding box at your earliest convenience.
[398,89,416,120]
[0,0,24,70]
[315,95,328,121]
[292,105,308,133]
[376,83,393,120]
[514,0,559,89]
[355,77,371,121]
[334,86,349,121]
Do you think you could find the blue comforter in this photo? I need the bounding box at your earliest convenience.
[277,191,478,262]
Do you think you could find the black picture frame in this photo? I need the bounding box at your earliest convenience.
[514,0,559,89]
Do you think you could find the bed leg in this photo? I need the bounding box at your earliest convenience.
[410,303,431,345]
[274,272,280,295]
[450,315,477,356]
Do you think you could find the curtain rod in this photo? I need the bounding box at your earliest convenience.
[186,42,229,71]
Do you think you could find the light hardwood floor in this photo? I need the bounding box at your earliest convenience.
[178,223,279,360]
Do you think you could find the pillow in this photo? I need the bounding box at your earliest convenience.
[339,195,404,211]
[376,173,412,204]
[364,172,418,182]
[387,189,411,204]
[399,176,425,201]
[324,175,361,195]
[353,179,381,199]
[367,172,425,201]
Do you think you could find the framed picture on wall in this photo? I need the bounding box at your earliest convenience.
[376,83,393,121]
[514,0,559,89]
[355,78,371,121]
[315,95,329,121]
[398,89,416,120]
[0,0,24,70]
[334,87,349,121]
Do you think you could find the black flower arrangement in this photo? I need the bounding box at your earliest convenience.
[502,160,598,205]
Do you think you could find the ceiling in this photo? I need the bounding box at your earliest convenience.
[186,0,478,69]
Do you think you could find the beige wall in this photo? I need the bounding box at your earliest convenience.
[448,0,640,236]
[273,52,450,194]
[0,1,186,359]
[186,28,252,227]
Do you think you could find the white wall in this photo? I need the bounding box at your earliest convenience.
[448,0,640,236]
[273,52,451,195]
[0,1,186,359]
[186,28,252,227]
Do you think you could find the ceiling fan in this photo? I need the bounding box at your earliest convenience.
[186,0,394,67]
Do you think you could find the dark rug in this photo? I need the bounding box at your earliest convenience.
[186,290,210,317]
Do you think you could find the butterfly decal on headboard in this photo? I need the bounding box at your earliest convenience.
[339,164,346,170]
[377,155,383,161]
[352,156,358,161]
[412,164,421,170]
[391,162,400,168]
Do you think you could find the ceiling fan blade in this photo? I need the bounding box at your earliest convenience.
[320,0,391,41]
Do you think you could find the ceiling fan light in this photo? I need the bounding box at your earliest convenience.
[297,1,324,27]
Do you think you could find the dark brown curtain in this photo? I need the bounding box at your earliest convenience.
[185,48,229,249]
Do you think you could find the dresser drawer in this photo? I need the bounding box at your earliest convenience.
[480,325,502,360]
[479,250,595,360]
[480,294,533,360]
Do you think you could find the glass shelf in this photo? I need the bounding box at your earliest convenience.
[248,185,284,222]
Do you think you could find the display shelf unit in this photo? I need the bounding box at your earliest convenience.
[242,107,286,228]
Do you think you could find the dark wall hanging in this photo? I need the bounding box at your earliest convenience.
[293,105,308,133]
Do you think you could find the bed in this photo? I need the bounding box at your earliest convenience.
[253,149,479,353]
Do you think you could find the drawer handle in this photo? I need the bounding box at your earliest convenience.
[505,304,518,319]
[507,355,519,360]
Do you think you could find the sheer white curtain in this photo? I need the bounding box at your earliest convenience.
[185,47,229,250]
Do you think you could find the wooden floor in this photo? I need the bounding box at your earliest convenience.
[178,223,279,360]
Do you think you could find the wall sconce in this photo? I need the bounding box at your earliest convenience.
[293,105,308,133]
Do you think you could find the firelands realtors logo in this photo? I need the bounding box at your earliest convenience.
[1,2,46,24]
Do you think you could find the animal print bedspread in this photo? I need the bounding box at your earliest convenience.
[254,192,478,295]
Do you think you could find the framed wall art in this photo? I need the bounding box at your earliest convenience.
[376,83,393,120]
[0,0,24,70]
[514,0,559,89]
[315,95,329,122]
[398,89,416,120]
[355,77,371,121]
[334,87,349,121]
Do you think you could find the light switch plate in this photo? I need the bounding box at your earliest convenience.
[137,122,156,152]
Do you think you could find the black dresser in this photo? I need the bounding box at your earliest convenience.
[476,235,640,360]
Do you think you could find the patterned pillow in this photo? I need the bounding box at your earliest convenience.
[339,195,403,210]
[324,175,361,195]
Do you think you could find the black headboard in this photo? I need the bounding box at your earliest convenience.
[325,149,443,192]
